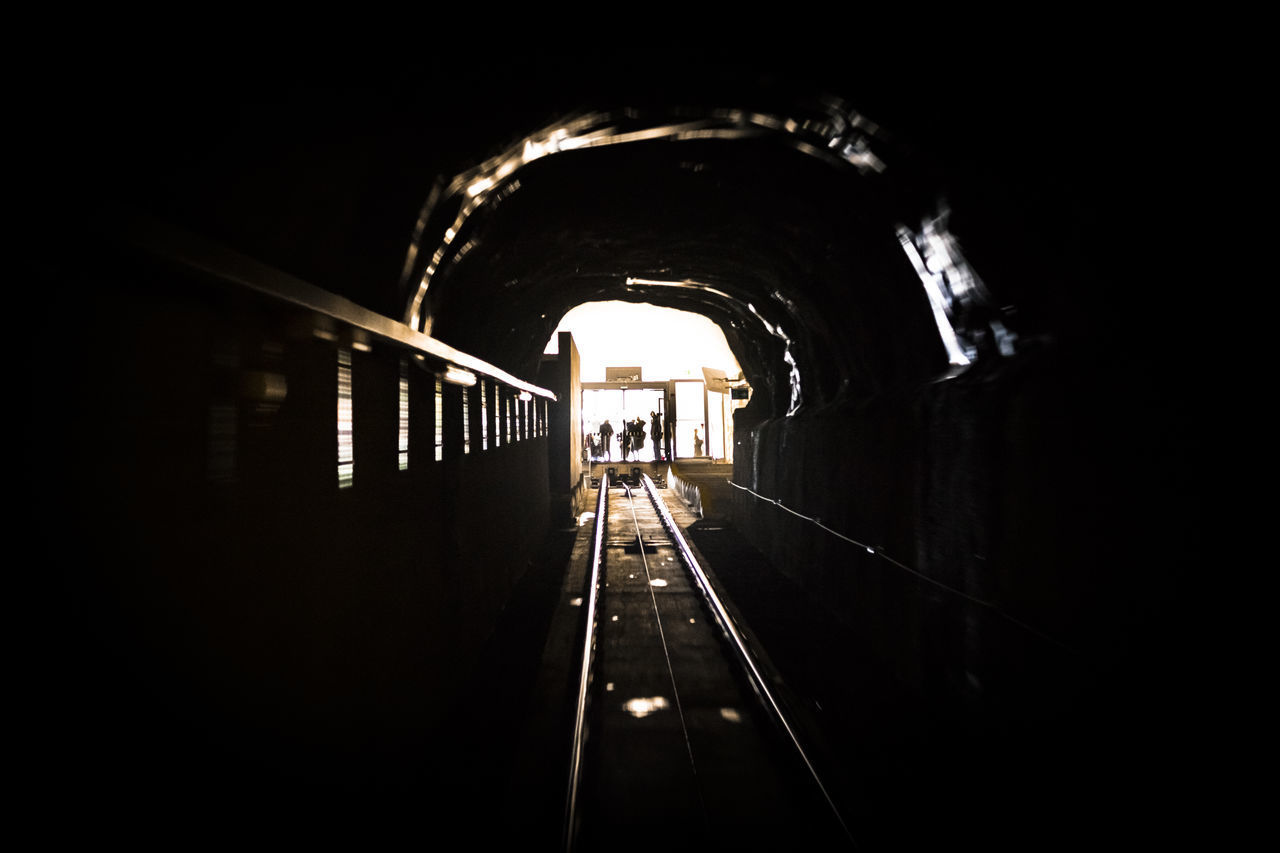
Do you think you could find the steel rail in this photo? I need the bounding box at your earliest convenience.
[563,471,610,851]
[639,473,856,845]
[620,479,701,783]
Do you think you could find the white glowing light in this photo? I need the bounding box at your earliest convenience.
[783,348,803,415]
[623,276,735,301]
[443,366,477,386]
[746,303,776,336]
[545,300,741,383]
[897,226,971,367]
[466,178,494,197]
[622,697,669,718]
[338,347,354,489]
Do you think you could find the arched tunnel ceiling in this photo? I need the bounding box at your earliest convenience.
[396,79,1080,415]
[46,49,1165,414]
[416,129,946,413]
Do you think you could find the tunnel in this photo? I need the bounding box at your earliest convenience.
[21,50,1203,848]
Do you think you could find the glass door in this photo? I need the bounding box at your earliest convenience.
[673,380,706,459]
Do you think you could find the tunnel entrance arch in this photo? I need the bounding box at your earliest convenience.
[396,87,1030,429]
[550,299,746,465]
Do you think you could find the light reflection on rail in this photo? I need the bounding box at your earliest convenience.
[636,472,854,845]
[563,470,609,851]
[562,472,855,849]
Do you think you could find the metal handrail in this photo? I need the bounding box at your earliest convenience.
[639,473,855,845]
[111,212,558,401]
[563,471,609,851]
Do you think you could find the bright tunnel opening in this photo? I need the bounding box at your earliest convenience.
[545,301,748,462]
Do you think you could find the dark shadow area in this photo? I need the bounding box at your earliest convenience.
[429,521,581,845]
[685,516,1155,850]
[17,42,1209,850]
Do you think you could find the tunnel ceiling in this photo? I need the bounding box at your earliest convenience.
[396,79,1067,416]
[415,125,945,413]
[55,50,1156,418]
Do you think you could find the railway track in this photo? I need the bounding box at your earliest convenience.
[563,472,853,850]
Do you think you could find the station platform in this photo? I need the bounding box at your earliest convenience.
[588,461,732,502]
[587,459,734,519]
[587,459,672,484]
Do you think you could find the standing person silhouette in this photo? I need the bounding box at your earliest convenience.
[598,419,613,461]
[650,411,662,461]
[631,417,645,459]
[693,427,704,457]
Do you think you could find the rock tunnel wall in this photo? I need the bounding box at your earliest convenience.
[33,233,552,797]
[731,338,1191,803]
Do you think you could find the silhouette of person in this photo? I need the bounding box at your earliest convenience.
[599,419,613,461]
[693,427,703,457]
[650,411,662,461]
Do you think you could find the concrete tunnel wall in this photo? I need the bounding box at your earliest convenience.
[30,235,554,806]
